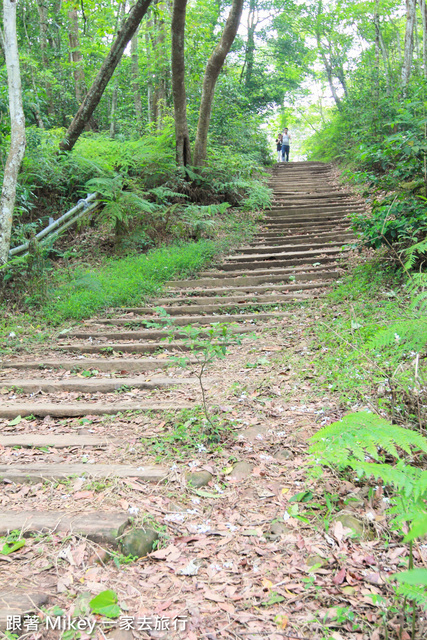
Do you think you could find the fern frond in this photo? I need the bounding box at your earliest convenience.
[310,412,427,468]
[394,582,427,609]
[368,319,427,351]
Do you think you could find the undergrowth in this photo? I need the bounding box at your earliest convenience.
[295,256,427,430]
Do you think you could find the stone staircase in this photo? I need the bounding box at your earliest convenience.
[0,161,361,626]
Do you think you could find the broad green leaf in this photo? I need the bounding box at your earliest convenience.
[393,568,427,586]
[89,590,121,618]
[0,540,25,555]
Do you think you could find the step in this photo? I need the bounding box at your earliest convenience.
[220,256,340,272]
[95,311,288,325]
[250,234,355,246]
[236,241,348,255]
[0,434,111,448]
[166,269,339,289]
[0,511,130,546]
[155,280,327,303]
[1,358,179,373]
[151,283,329,306]
[130,295,311,315]
[160,280,332,300]
[55,341,195,354]
[0,463,167,484]
[2,376,199,394]
[264,212,352,223]
[226,247,346,262]
[0,400,193,418]
[197,261,339,278]
[266,206,361,216]
[67,325,251,340]
[0,592,50,632]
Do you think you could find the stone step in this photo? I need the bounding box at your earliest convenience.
[151,282,329,306]
[0,511,130,546]
[0,434,111,448]
[1,358,181,372]
[0,463,167,484]
[95,311,289,325]
[226,246,347,262]
[166,268,339,289]
[0,593,50,631]
[2,376,199,394]
[220,256,340,272]
[197,262,338,278]
[264,212,352,223]
[250,234,355,246]
[154,280,327,303]
[0,400,193,419]
[263,222,350,232]
[266,206,361,216]
[55,341,195,354]
[236,241,348,255]
[159,280,333,300]
[67,325,250,340]
[128,295,311,316]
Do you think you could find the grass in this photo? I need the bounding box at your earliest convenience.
[0,209,258,351]
[290,256,426,426]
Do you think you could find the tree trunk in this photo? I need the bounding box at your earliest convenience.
[420,0,427,79]
[59,0,153,152]
[36,0,53,115]
[321,52,342,110]
[193,0,244,166]
[68,8,85,105]
[244,0,257,89]
[131,29,143,125]
[171,0,191,165]
[401,0,417,91]
[0,0,26,266]
[109,82,119,138]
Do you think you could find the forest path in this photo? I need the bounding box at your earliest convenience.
[0,162,361,637]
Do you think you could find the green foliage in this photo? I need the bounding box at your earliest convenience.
[0,531,25,556]
[310,411,427,470]
[88,590,121,618]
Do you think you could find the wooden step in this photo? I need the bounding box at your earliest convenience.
[0,400,193,419]
[0,511,130,546]
[0,463,167,484]
[1,376,199,394]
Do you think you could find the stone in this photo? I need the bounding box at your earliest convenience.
[186,470,212,488]
[229,461,253,480]
[241,425,268,443]
[334,513,364,538]
[0,592,49,630]
[306,554,327,568]
[265,521,291,540]
[121,528,159,558]
[0,511,129,547]
[273,449,293,461]
[107,630,134,640]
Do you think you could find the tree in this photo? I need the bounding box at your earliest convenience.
[193,0,244,166]
[59,0,153,152]
[0,0,26,266]
[171,0,192,165]
[401,0,417,90]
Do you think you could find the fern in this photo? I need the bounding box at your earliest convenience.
[368,319,427,351]
[403,238,427,270]
[310,411,427,468]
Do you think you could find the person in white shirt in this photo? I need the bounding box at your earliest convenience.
[281,128,291,162]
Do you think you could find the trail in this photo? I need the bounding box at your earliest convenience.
[0,162,362,638]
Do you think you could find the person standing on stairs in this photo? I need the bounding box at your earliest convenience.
[281,128,291,162]
[275,133,283,162]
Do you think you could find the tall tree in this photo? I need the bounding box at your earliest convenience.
[193,0,244,165]
[0,0,26,265]
[59,0,153,152]
[401,0,417,90]
[171,0,191,165]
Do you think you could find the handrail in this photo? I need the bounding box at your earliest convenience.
[9,193,98,258]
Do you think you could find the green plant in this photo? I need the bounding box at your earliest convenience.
[310,411,427,637]
[88,590,121,618]
[0,531,25,556]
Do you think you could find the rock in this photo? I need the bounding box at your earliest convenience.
[306,554,327,568]
[241,426,268,442]
[334,513,365,538]
[88,548,109,565]
[230,461,253,480]
[273,449,293,461]
[107,630,133,640]
[186,470,212,488]
[265,521,291,540]
[121,528,159,558]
